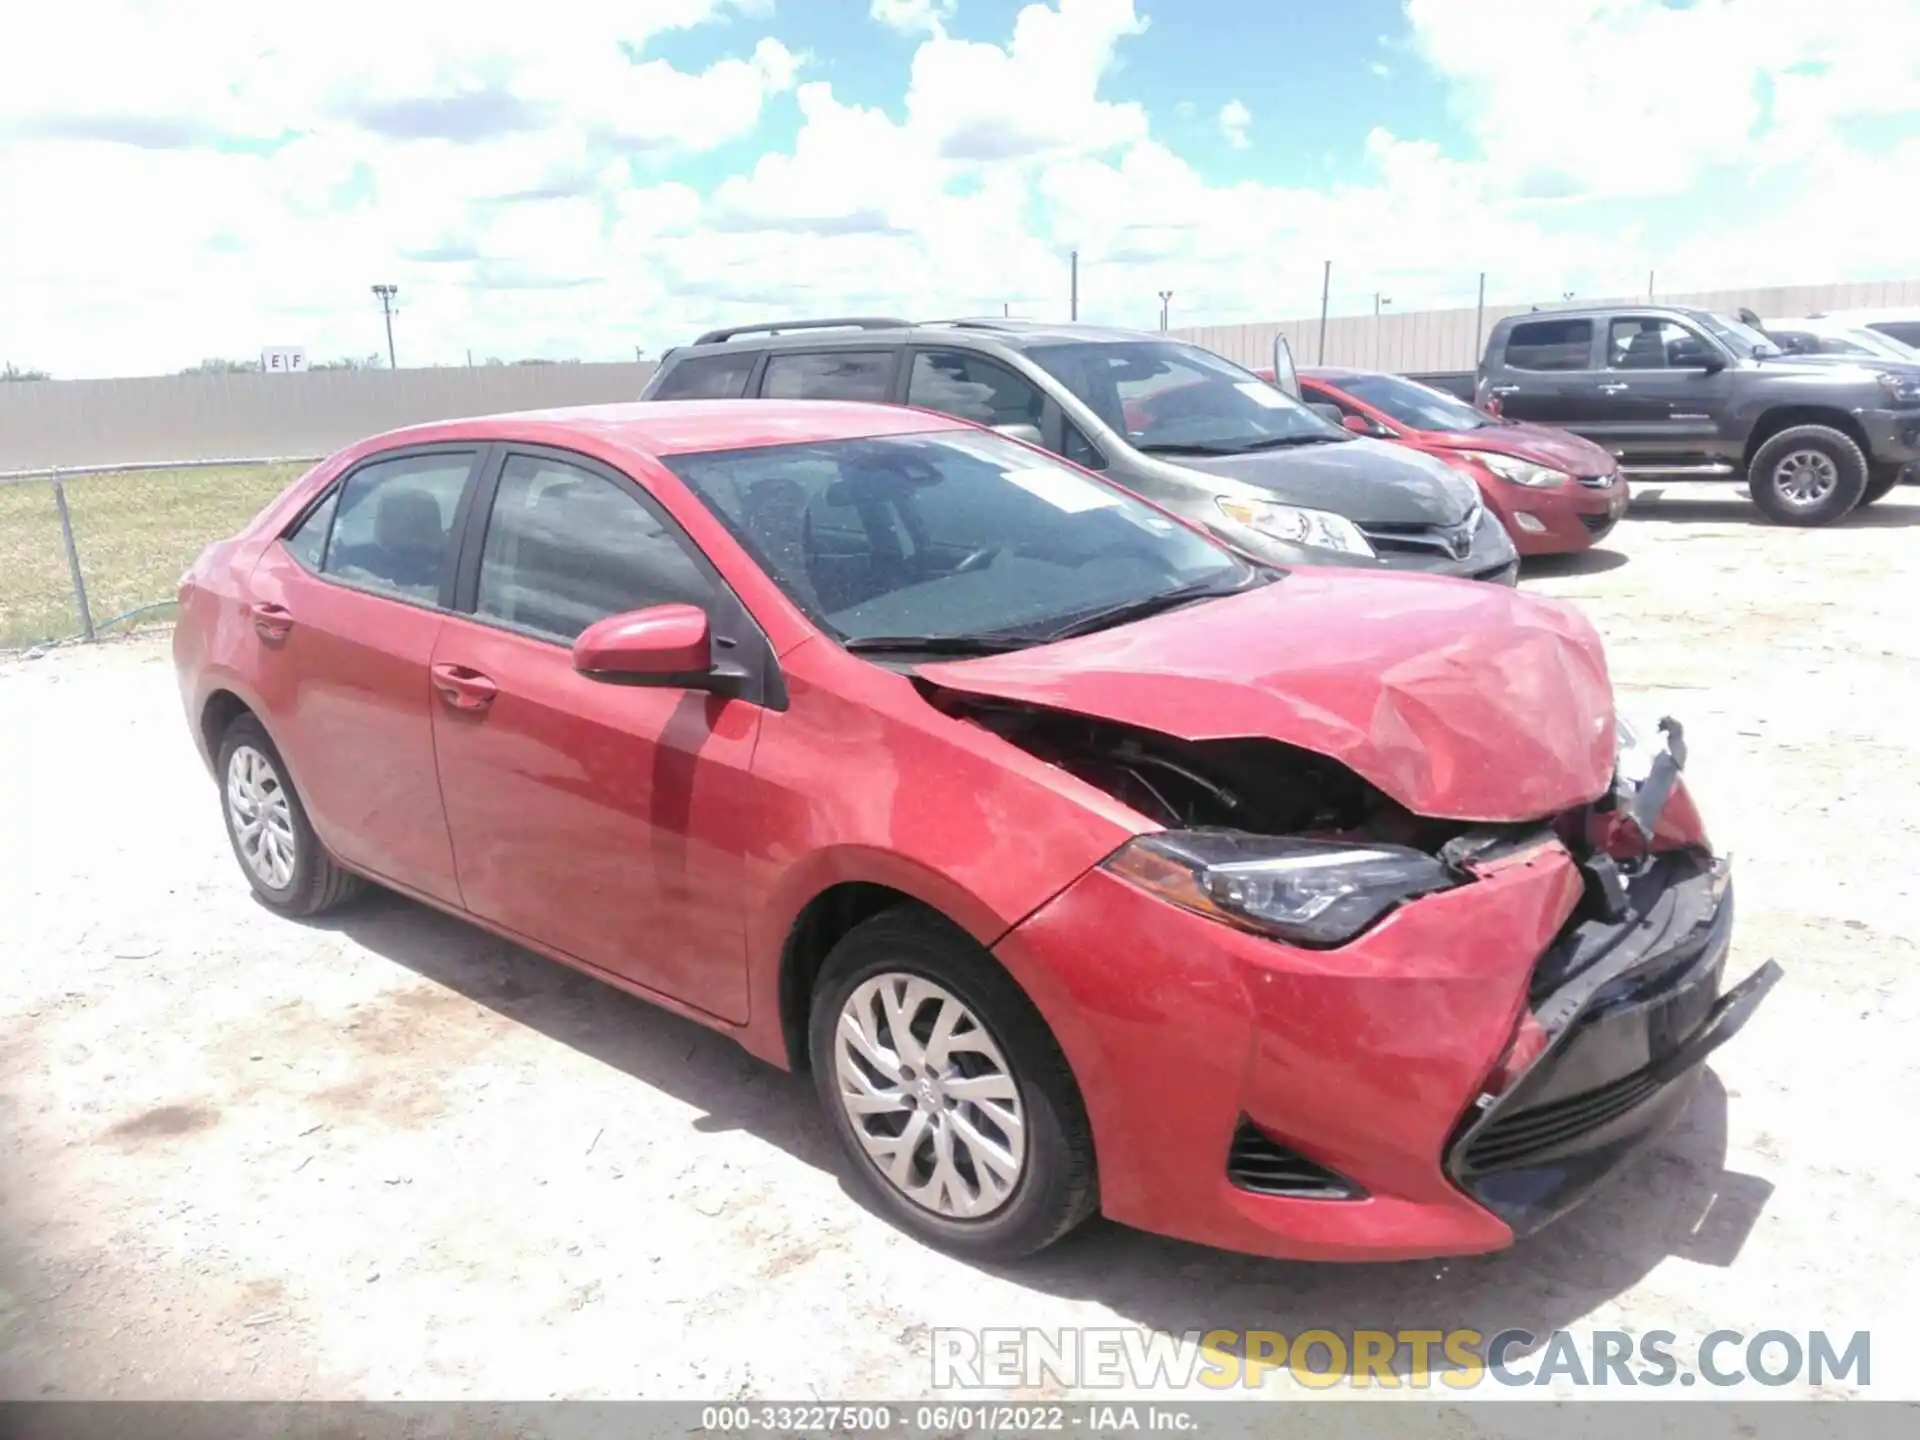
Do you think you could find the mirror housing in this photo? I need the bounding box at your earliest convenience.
[1307,401,1347,427]
[1270,335,1301,399]
[1671,340,1726,372]
[992,422,1044,446]
[1340,413,1377,435]
[573,604,713,686]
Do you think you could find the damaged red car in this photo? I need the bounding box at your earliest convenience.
[173,400,1778,1262]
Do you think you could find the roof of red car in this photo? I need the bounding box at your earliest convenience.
[349,400,970,462]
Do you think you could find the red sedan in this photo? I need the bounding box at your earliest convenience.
[1297,368,1631,556]
[173,400,1775,1262]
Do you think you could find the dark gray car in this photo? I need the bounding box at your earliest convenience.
[641,318,1518,583]
[1476,304,1920,525]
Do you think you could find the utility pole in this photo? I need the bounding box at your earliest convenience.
[1374,292,1391,369]
[1317,260,1331,363]
[1070,250,1079,322]
[1647,269,1655,299]
[1158,290,1173,333]
[371,284,399,369]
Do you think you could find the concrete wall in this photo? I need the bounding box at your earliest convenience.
[1172,277,1920,376]
[0,362,658,474]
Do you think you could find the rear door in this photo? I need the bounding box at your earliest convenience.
[245,446,482,905]
[1484,318,1599,428]
[426,446,768,1022]
[753,349,903,403]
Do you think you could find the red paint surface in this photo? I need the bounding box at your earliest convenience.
[174,399,1664,1261]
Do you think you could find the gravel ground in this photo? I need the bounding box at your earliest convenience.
[2,484,1917,1407]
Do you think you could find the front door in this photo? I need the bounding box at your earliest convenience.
[245,448,479,905]
[428,449,764,1022]
[1598,315,1741,468]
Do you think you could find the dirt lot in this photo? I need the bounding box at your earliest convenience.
[3,484,1918,1406]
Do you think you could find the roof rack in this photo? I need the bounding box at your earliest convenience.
[692,316,912,345]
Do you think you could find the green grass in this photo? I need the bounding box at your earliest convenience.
[0,463,311,649]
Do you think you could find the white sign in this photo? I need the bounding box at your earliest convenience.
[261,347,309,374]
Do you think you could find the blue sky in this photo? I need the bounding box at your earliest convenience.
[2,0,1915,376]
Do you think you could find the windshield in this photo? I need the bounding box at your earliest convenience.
[664,430,1261,646]
[1835,327,1920,361]
[1700,312,1781,359]
[1024,339,1348,455]
[1333,373,1494,432]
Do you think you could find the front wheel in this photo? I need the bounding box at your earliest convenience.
[216,714,364,916]
[1746,426,1869,526]
[808,909,1098,1260]
[1860,463,1906,508]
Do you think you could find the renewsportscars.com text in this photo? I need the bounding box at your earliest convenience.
[930,1327,1870,1391]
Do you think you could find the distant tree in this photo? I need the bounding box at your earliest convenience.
[181,357,263,374]
[3,361,52,381]
[310,354,386,371]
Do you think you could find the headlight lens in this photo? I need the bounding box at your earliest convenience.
[1459,451,1571,488]
[1215,497,1376,557]
[1103,830,1457,948]
[1876,371,1920,406]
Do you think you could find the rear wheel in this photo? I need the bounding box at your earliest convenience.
[1860,463,1905,508]
[216,714,363,916]
[808,909,1097,1260]
[1745,426,1868,526]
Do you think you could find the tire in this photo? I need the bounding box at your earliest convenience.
[1745,425,1869,526]
[1859,463,1904,508]
[808,908,1098,1260]
[215,713,364,917]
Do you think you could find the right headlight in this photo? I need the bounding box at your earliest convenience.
[1215,497,1376,557]
[1457,451,1571,488]
[1104,830,1458,948]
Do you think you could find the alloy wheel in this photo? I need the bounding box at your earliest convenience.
[226,744,296,889]
[833,972,1027,1218]
[1771,449,1839,509]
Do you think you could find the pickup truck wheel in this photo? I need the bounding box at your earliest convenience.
[1860,463,1905,508]
[1747,426,1868,526]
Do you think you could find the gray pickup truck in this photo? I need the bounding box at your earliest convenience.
[1474,304,1920,525]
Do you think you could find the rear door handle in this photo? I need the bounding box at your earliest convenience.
[431,663,498,712]
[250,602,293,641]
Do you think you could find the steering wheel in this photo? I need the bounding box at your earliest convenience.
[952,544,1003,575]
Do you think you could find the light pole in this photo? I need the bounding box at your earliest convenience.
[1158,290,1173,333]
[371,284,399,369]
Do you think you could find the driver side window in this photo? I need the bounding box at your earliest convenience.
[1607,318,1712,371]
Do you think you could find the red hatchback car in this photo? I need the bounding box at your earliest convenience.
[174,400,1775,1262]
[1296,369,1631,556]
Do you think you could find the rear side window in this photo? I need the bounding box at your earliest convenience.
[1503,319,1594,372]
[760,351,896,402]
[475,455,712,642]
[906,350,1045,428]
[321,454,474,604]
[651,352,756,400]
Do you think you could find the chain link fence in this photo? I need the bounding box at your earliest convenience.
[0,458,317,654]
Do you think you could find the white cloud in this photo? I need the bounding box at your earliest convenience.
[0,0,1915,379]
[1218,99,1251,150]
[870,0,956,36]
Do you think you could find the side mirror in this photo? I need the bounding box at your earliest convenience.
[992,422,1044,446]
[1341,413,1377,435]
[1307,401,1347,427]
[1671,341,1725,372]
[573,604,713,686]
[1270,335,1301,400]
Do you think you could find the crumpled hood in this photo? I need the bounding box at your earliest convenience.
[1420,422,1617,478]
[1165,437,1479,526]
[919,571,1617,823]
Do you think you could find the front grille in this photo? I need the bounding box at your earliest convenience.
[1577,472,1619,489]
[1226,1121,1364,1199]
[1463,1067,1665,1171]
[1356,519,1477,560]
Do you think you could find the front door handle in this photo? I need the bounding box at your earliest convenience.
[1489,384,1520,396]
[250,602,293,641]
[431,663,498,712]
[1598,382,1629,394]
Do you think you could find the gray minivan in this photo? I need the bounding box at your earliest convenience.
[640,317,1518,583]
